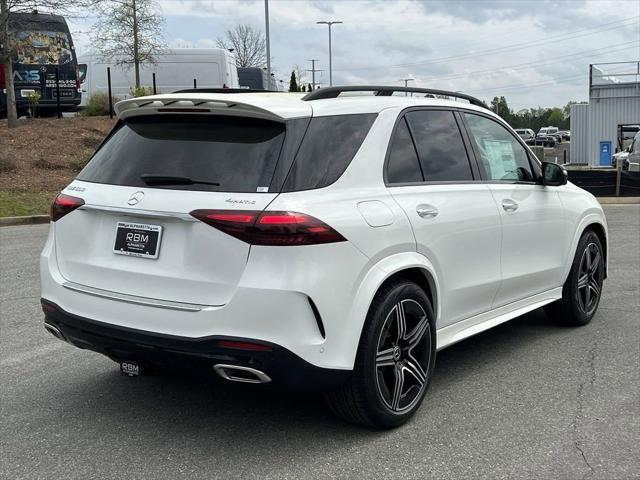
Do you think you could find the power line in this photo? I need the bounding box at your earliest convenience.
[466,45,638,96]
[333,16,639,72]
[419,40,640,83]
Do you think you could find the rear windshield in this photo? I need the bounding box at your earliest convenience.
[77,115,286,193]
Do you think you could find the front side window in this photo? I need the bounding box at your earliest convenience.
[405,110,473,182]
[464,113,534,182]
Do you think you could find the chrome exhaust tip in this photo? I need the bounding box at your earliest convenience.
[213,364,271,384]
[44,322,67,342]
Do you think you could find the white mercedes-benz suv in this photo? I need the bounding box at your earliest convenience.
[40,86,607,428]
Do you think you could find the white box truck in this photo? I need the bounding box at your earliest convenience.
[78,48,239,106]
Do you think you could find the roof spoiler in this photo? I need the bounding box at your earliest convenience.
[114,94,286,121]
[302,85,486,108]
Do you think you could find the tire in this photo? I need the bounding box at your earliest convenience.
[545,230,604,326]
[325,281,436,428]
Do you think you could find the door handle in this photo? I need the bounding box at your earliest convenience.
[501,199,519,212]
[416,204,439,218]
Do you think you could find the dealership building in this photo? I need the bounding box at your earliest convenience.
[571,62,640,166]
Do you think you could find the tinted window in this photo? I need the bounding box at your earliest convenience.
[282,114,377,191]
[78,115,285,193]
[464,113,534,182]
[386,118,422,184]
[405,110,472,182]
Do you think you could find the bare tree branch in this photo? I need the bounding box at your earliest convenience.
[92,0,165,87]
[216,24,266,68]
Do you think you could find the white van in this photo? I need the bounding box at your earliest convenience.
[78,48,239,106]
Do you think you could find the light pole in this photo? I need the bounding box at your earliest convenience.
[399,78,414,95]
[316,20,342,86]
[265,0,271,83]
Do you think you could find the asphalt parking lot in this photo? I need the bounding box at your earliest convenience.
[1,205,638,480]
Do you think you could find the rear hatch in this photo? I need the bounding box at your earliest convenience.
[54,114,297,306]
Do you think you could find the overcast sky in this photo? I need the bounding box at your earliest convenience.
[69,0,640,109]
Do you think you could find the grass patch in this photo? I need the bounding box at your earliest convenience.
[0,191,56,217]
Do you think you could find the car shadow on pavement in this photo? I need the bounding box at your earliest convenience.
[31,306,589,475]
[51,307,568,437]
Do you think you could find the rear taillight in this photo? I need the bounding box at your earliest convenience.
[75,65,80,92]
[51,193,84,222]
[189,210,346,246]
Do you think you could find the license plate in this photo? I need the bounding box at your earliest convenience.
[113,222,162,259]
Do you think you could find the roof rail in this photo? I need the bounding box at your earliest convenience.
[172,88,277,94]
[301,85,486,108]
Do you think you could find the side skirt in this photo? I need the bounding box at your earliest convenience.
[436,287,562,351]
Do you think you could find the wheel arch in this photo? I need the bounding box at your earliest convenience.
[344,252,441,369]
[562,214,609,283]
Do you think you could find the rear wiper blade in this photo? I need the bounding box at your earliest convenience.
[140,174,220,186]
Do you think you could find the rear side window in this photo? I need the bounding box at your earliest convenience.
[77,115,286,193]
[282,114,377,191]
[405,110,473,182]
[386,117,423,184]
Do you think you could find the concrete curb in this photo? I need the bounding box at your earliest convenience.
[0,215,50,227]
[597,197,640,205]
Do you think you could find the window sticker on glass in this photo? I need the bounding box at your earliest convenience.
[256,186,269,192]
[481,139,517,180]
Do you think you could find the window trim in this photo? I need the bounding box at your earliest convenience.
[383,106,479,187]
[458,110,543,185]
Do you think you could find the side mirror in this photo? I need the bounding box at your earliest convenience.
[542,162,568,186]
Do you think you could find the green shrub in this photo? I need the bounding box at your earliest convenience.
[27,91,42,117]
[81,92,120,117]
[129,85,155,97]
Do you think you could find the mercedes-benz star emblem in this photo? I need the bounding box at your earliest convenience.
[127,191,145,206]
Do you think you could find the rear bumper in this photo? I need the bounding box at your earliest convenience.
[41,299,350,391]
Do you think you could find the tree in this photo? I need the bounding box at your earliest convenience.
[289,70,298,92]
[547,107,564,127]
[307,83,312,92]
[0,0,93,127]
[216,24,266,68]
[490,95,512,123]
[563,100,587,119]
[93,0,165,88]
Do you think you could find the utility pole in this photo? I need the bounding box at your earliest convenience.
[399,78,414,96]
[306,59,323,90]
[316,20,342,86]
[132,0,140,88]
[264,0,271,82]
